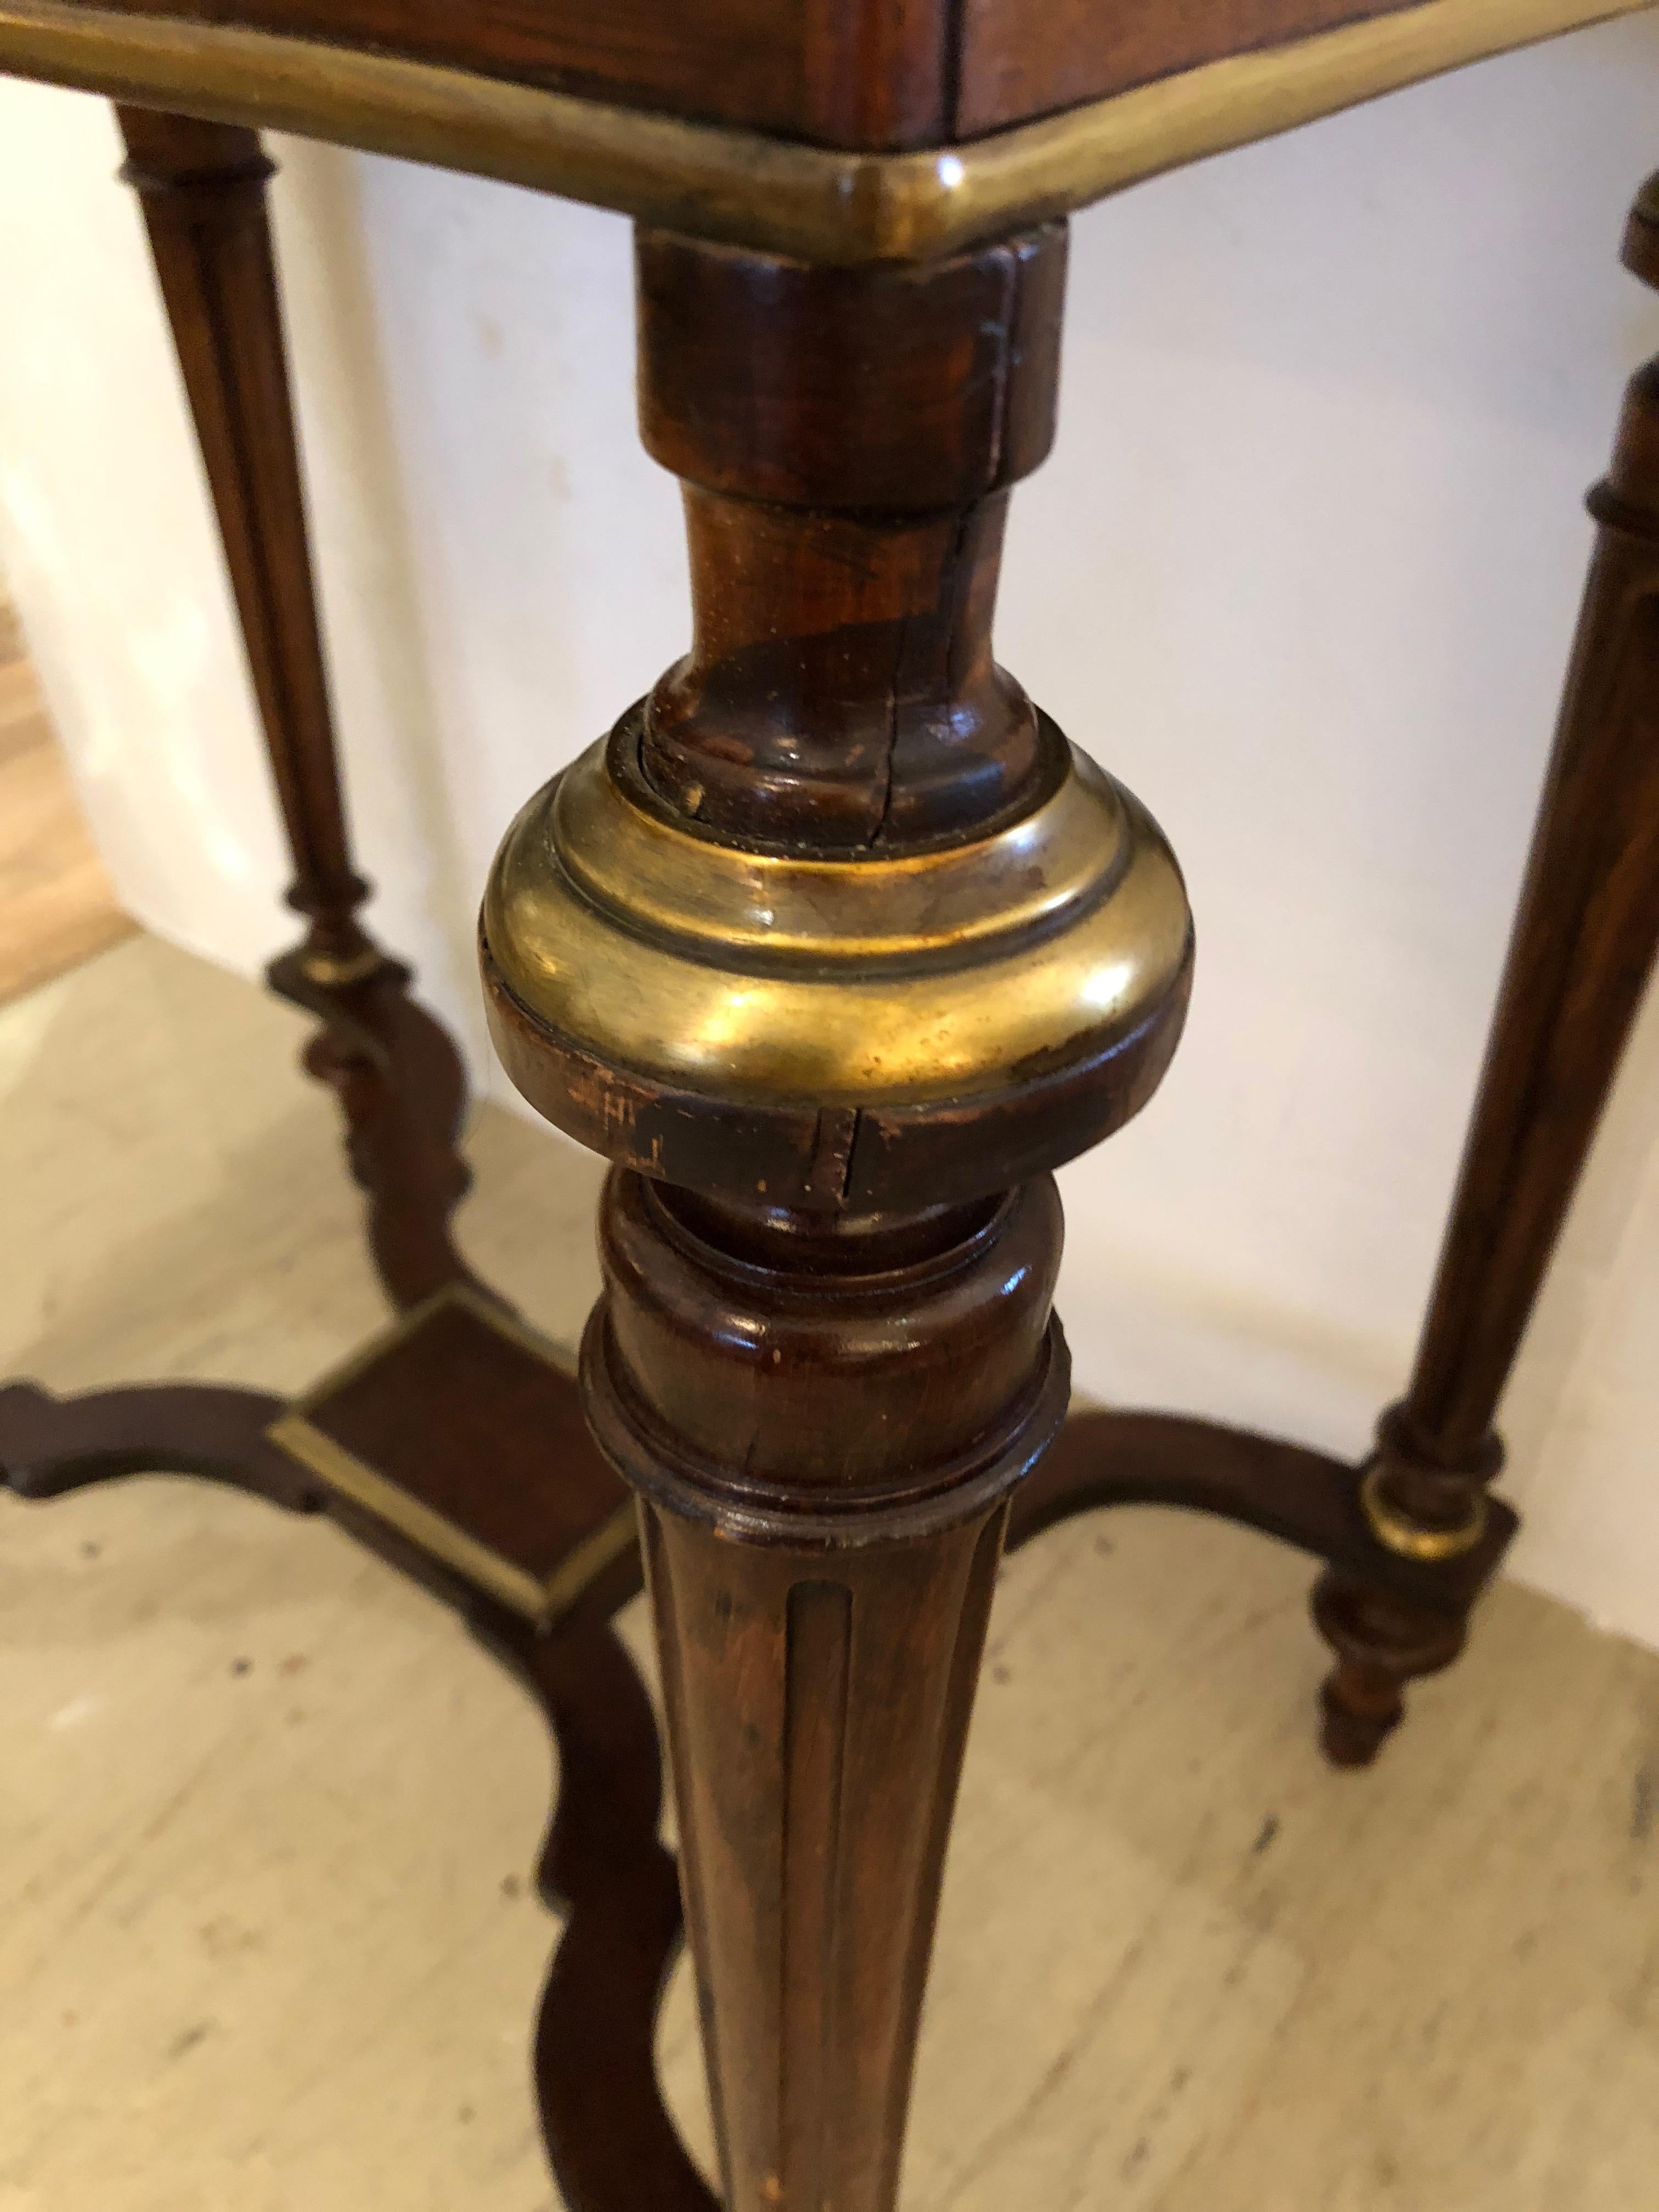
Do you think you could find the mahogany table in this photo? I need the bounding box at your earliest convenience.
[2,3,1657,2206]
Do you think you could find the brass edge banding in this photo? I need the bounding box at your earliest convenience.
[539,1502,642,1622]
[266,1282,636,1623]
[0,0,1647,264]
[441,1278,579,1381]
[268,1408,547,1620]
[270,1408,638,1622]
[280,1282,574,1411]
[1359,1461,1488,1562]
[555,732,1132,969]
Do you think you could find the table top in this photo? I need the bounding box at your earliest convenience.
[0,0,1528,144]
[0,0,1648,258]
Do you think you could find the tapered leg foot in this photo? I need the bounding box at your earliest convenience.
[582,1173,1070,2212]
[1311,1568,1466,1768]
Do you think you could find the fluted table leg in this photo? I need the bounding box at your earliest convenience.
[1317,172,1659,1764]
[588,1175,1065,2212]
[481,221,1192,2211]
[115,105,476,1307]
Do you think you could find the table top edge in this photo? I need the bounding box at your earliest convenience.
[0,0,1647,261]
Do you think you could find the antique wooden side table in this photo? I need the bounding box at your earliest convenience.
[2,2,1657,2206]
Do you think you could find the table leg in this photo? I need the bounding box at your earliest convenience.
[481,219,1193,2212]
[114,105,473,1310]
[589,1174,1065,2212]
[1317,172,1659,1764]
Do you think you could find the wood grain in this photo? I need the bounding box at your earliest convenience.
[117,108,368,970]
[492,203,1180,2212]
[91,0,952,146]
[584,1172,1069,2212]
[634,223,1065,850]
[63,0,1451,147]
[954,0,1412,133]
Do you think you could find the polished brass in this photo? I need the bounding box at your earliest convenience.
[300,943,384,987]
[266,1283,637,1624]
[0,0,1647,266]
[1359,1460,1489,1562]
[483,737,1190,1111]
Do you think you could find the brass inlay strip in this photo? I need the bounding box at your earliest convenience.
[266,1283,639,1624]
[0,0,1648,264]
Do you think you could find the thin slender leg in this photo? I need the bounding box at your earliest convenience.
[481,223,1193,2212]
[115,106,473,1310]
[1317,174,1659,1764]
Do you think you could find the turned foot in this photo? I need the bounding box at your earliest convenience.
[1311,1568,1466,1768]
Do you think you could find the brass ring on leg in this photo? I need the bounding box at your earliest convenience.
[1359,1461,1487,1562]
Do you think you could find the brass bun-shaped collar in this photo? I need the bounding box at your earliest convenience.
[482,721,1193,1211]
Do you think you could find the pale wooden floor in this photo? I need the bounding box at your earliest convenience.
[0,589,134,1008]
[2,933,1656,2211]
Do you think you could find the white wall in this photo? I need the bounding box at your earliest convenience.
[2,16,1656,1644]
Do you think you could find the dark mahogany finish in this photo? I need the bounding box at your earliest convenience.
[0,1369,706,2212]
[1312,178,1659,1764]
[0,1379,310,1505]
[89,0,1435,146]
[954,0,1408,132]
[0,30,1651,2211]
[117,105,478,1311]
[105,0,952,147]
[488,222,1121,2212]
[2,114,685,2206]
[117,108,365,974]
[633,225,1065,850]
[1011,1408,1514,1616]
[586,1177,1068,2212]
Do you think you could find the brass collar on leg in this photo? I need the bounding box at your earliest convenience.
[1360,1462,1489,1562]
[483,720,1190,1119]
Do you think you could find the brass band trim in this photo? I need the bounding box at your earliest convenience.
[1360,1462,1488,1562]
[266,1282,639,1625]
[484,737,1191,1112]
[0,0,1647,264]
[299,943,384,987]
[558,726,1129,971]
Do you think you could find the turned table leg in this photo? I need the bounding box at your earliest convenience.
[115,106,366,972]
[480,222,1191,2210]
[115,105,474,1308]
[1317,172,1659,1764]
